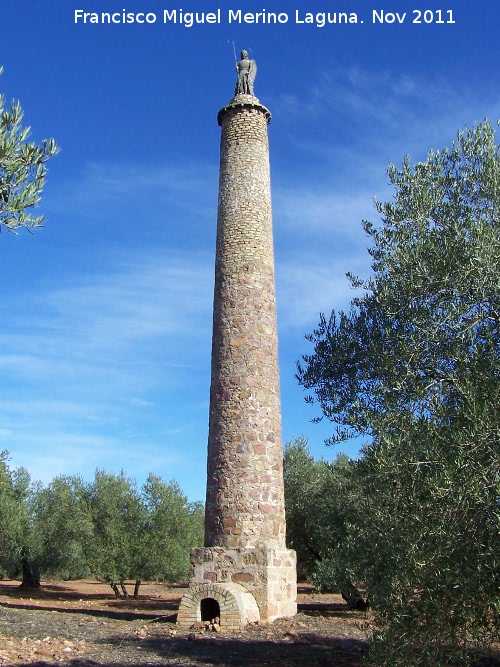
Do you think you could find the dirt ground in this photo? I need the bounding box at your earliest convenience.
[1,579,499,667]
[0,579,372,666]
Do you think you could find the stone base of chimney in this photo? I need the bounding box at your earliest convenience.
[177,545,297,626]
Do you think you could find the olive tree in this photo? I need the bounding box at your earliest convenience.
[137,474,204,594]
[297,121,500,666]
[85,470,203,597]
[86,470,146,598]
[33,475,94,580]
[0,66,58,232]
[0,451,42,588]
[0,451,28,577]
[283,436,367,608]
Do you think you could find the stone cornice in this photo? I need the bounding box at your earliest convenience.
[217,95,272,126]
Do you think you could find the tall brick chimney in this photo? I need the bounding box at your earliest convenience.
[177,63,297,630]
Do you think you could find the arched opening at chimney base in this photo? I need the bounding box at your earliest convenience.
[200,597,220,622]
[177,582,261,629]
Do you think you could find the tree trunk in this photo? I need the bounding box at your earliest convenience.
[306,544,322,561]
[108,581,122,598]
[134,580,141,598]
[120,581,129,598]
[341,581,369,611]
[19,556,40,590]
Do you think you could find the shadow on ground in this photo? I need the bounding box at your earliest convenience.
[0,581,182,621]
[92,631,370,667]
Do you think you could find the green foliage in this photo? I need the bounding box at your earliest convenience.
[34,475,94,579]
[0,451,42,586]
[85,470,204,595]
[0,451,29,575]
[297,121,500,665]
[0,454,203,594]
[283,437,354,579]
[283,438,369,608]
[139,474,204,584]
[86,470,146,593]
[0,66,58,232]
[284,436,327,577]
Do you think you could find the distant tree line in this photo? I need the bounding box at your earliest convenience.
[0,453,204,597]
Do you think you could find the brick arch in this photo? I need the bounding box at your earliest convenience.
[177,583,260,630]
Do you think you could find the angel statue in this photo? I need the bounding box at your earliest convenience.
[234,50,257,96]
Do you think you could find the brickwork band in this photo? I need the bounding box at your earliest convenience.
[205,95,286,550]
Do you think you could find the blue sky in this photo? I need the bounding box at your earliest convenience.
[1,0,499,501]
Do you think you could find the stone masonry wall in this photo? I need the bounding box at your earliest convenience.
[189,546,297,622]
[205,95,286,550]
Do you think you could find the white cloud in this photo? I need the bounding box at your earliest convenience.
[273,67,500,175]
[47,161,218,223]
[0,247,214,489]
[270,67,500,336]
[0,251,213,383]
[274,187,377,235]
[277,261,362,329]
[44,254,213,346]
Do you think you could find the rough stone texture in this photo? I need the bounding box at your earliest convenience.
[189,546,297,622]
[181,92,297,629]
[177,582,260,630]
[206,94,285,550]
